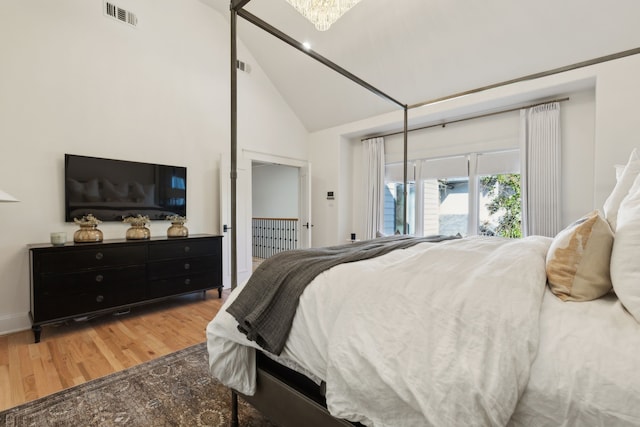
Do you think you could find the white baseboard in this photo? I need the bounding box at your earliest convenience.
[0,312,31,337]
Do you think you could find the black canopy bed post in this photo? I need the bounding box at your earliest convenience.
[227,1,409,425]
[230,0,247,293]
[229,1,247,425]
[403,106,408,234]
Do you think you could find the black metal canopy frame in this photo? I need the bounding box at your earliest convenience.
[226,1,640,424]
[228,0,640,291]
[228,0,410,296]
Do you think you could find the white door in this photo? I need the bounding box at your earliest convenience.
[219,153,252,288]
[299,162,312,248]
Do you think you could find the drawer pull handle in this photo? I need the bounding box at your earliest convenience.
[184,246,190,253]
[96,295,104,303]
[184,278,191,285]
[184,263,190,270]
[95,252,104,260]
[95,274,104,282]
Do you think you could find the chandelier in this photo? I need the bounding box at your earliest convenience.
[285,0,363,31]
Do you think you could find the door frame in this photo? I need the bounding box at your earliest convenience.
[220,153,253,289]
[244,149,312,249]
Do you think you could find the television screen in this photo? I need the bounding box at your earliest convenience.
[65,154,187,222]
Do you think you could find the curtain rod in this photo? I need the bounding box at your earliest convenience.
[362,97,569,141]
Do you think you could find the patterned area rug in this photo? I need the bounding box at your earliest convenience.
[0,343,275,426]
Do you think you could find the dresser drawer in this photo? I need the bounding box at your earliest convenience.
[36,245,147,273]
[34,283,146,323]
[148,238,217,261]
[38,265,146,297]
[147,272,218,299]
[147,256,217,280]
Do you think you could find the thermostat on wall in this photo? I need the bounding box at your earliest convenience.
[327,191,335,200]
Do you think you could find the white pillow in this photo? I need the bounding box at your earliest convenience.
[603,148,640,231]
[615,164,625,182]
[611,171,640,322]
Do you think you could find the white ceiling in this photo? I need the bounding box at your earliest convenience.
[201,0,640,132]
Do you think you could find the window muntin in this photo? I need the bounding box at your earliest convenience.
[384,162,415,235]
[383,181,415,235]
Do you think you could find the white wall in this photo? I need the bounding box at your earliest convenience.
[593,57,640,204]
[0,0,307,335]
[309,54,640,248]
[252,164,299,218]
[384,110,522,164]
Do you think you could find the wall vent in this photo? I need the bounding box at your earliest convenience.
[104,1,138,28]
[236,60,251,73]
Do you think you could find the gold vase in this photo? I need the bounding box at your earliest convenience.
[167,222,188,238]
[73,224,103,243]
[126,224,151,240]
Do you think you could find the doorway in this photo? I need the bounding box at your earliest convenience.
[252,162,298,267]
[220,151,312,288]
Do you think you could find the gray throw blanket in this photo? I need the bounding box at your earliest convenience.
[226,234,459,355]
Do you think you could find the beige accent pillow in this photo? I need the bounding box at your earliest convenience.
[546,211,614,301]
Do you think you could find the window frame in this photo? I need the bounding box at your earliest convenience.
[385,149,521,237]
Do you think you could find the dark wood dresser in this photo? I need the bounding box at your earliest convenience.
[28,234,222,342]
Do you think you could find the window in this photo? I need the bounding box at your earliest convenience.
[420,155,469,236]
[475,151,521,238]
[478,173,521,237]
[383,162,415,235]
[385,150,521,238]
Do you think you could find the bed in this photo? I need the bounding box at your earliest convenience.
[217,2,640,424]
[206,145,640,426]
[206,235,640,425]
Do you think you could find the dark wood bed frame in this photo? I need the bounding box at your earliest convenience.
[230,351,362,426]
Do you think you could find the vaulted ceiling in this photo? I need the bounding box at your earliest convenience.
[202,0,640,132]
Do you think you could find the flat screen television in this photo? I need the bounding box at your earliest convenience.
[65,154,187,222]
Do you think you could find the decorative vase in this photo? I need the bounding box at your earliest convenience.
[126,224,151,240]
[74,224,103,243]
[167,222,189,238]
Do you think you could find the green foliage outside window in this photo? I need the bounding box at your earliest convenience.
[480,174,522,238]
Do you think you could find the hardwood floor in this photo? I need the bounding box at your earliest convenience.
[0,289,229,412]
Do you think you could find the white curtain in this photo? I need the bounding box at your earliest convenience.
[520,102,561,237]
[363,137,385,239]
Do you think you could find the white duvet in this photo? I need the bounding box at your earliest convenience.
[208,236,553,426]
[510,290,640,427]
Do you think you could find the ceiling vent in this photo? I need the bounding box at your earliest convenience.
[104,1,138,28]
[236,60,251,73]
